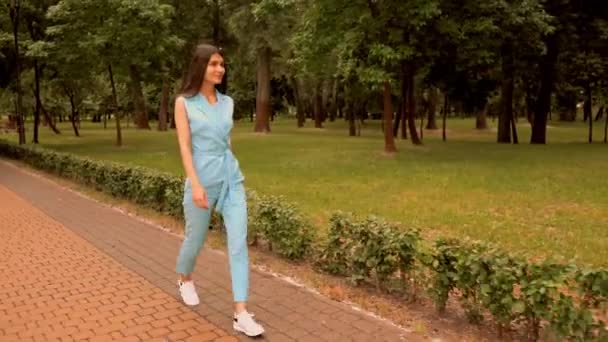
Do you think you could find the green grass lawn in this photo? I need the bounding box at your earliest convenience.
[4,116,608,267]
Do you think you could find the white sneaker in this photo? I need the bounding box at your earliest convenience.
[177,280,200,306]
[233,311,265,337]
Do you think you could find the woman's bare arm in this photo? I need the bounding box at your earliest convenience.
[175,97,200,187]
[175,97,208,208]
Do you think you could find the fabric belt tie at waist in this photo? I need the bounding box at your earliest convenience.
[212,149,232,214]
[191,149,236,213]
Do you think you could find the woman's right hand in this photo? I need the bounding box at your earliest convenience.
[191,184,209,209]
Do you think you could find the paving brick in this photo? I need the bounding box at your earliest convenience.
[167,330,190,341]
[214,337,240,342]
[169,319,200,332]
[151,318,173,329]
[185,331,218,341]
[149,327,171,338]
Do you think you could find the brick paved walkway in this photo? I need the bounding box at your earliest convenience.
[0,160,420,342]
[0,185,235,342]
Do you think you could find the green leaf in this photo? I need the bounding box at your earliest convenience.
[512,301,526,314]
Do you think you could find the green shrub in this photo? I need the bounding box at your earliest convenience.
[248,193,314,260]
[0,140,186,220]
[318,212,421,292]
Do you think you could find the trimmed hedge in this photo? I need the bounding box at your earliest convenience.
[2,140,606,341]
[246,190,314,260]
[427,239,607,340]
[317,212,421,292]
[0,141,184,218]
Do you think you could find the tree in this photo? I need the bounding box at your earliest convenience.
[44,0,181,143]
[228,0,297,133]
[157,74,169,131]
[290,0,342,130]
[555,0,608,143]
[22,0,62,143]
[490,0,551,144]
[426,87,439,130]
[530,0,574,144]
[9,0,25,144]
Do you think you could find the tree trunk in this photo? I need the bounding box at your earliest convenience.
[604,108,608,143]
[357,101,366,136]
[476,101,488,129]
[42,108,48,126]
[320,80,328,123]
[586,83,592,143]
[400,70,409,140]
[25,9,43,142]
[70,111,79,137]
[66,90,80,137]
[511,110,519,144]
[10,3,25,145]
[158,78,169,131]
[40,103,60,134]
[383,81,397,153]
[291,77,305,127]
[304,100,312,119]
[420,108,424,140]
[170,109,176,129]
[498,42,514,143]
[393,100,402,138]
[403,63,422,145]
[531,33,559,144]
[255,47,271,133]
[583,85,592,122]
[129,64,150,129]
[13,96,25,144]
[594,106,604,122]
[109,64,122,146]
[314,81,323,128]
[329,79,338,122]
[426,87,439,130]
[8,113,17,129]
[525,84,535,124]
[442,94,448,142]
[345,86,356,136]
[212,0,221,46]
[348,105,356,136]
[33,60,42,143]
[401,98,407,139]
[211,0,228,92]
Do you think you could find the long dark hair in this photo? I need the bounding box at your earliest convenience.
[179,44,226,97]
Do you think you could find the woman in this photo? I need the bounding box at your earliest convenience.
[174,44,264,337]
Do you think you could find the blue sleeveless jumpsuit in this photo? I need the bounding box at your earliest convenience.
[176,90,249,302]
